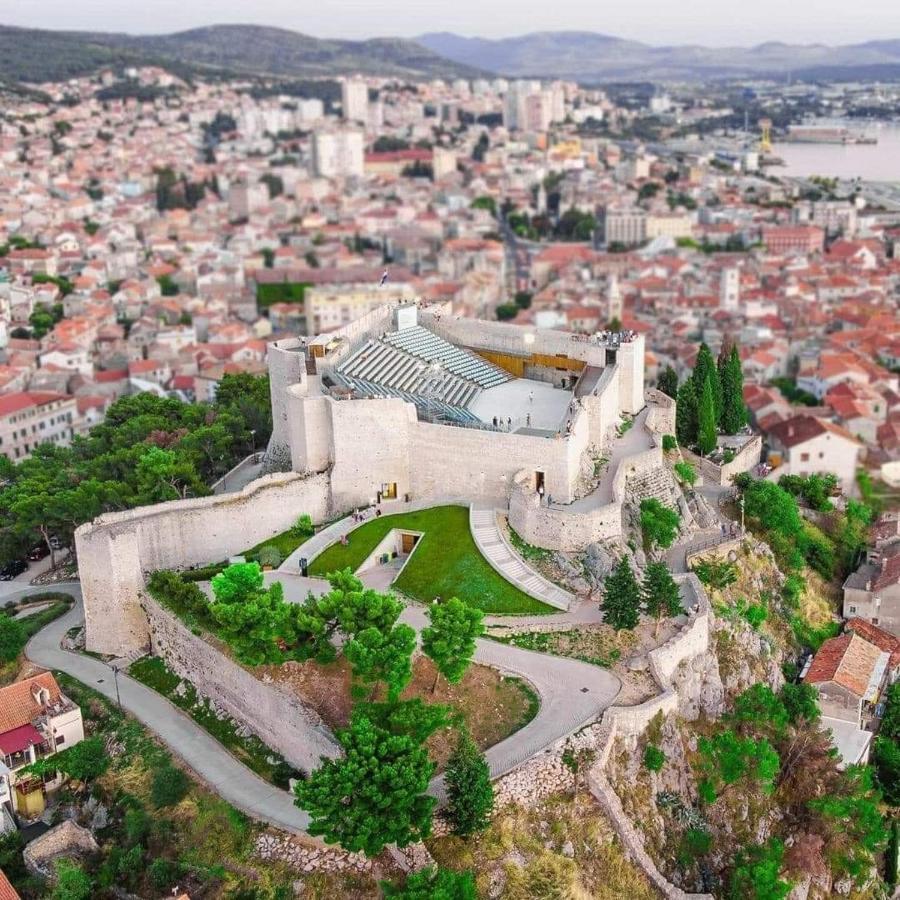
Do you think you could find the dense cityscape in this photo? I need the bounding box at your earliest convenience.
[1,10,900,900]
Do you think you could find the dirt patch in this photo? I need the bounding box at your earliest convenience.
[272,654,537,771]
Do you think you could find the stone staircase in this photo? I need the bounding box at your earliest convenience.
[469,504,573,611]
[625,466,696,531]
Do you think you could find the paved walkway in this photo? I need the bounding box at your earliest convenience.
[21,586,311,834]
[469,504,573,611]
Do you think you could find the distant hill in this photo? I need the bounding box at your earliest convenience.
[0,23,483,87]
[417,30,900,82]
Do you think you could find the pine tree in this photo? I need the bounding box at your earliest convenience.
[601,557,642,631]
[445,728,494,836]
[692,343,722,425]
[719,345,748,435]
[642,561,682,636]
[698,374,718,456]
[657,365,678,399]
[676,378,698,447]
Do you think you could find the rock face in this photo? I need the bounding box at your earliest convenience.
[23,820,99,875]
[671,649,725,721]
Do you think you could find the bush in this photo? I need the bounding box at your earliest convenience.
[290,513,315,538]
[257,545,282,568]
[644,744,666,772]
[662,434,677,452]
[674,461,697,486]
[0,613,26,663]
[742,601,767,630]
[151,765,189,808]
[148,857,184,892]
[691,556,737,590]
[52,860,92,900]
[147,570,209,620]
[639,498,680,550]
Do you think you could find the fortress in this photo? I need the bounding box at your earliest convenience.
[77,300,676,656]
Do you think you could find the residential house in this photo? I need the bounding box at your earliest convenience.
[844,545,900,637]
[0,673,84,819]
[803,632,890,766]
[765,413,862,492]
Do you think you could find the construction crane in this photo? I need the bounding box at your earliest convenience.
[758,118,773,155]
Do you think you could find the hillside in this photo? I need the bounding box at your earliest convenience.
[0,23,483,87]
[417,30,900,82]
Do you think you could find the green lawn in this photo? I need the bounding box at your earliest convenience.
[308,505,552,615]
[243,528,311,563]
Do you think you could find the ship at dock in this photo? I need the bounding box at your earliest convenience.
[786,125,878,145]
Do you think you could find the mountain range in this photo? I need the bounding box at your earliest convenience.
[4,23,900,89]
[417,30,900,82]
[0,24,482,87]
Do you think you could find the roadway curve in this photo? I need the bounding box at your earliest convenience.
[16,580,620,833]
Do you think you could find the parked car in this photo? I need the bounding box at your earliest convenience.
[27,544,49,561]
[0,559,28,580]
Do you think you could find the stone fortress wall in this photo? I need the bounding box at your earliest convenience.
[142,593,340,772]
[489,572,715,900]
[76,472,331,655]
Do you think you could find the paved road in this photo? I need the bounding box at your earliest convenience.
[18,575,620,829]
[22,588,311,834]
[274,574,622,791]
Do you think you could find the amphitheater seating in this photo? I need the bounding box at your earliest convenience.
[382,326,510,389]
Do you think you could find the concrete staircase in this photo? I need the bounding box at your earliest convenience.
[469,504,573,611]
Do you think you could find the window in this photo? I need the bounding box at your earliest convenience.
[873,617,879,625]
[849,606,857,613]
[800,452,810,462]
[55,734,65,747]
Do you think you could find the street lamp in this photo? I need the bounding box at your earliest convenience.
[112,665,121,709]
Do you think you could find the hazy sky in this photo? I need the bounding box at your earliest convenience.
[5,0,900,46]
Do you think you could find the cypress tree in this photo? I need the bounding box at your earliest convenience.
[698,374,718,456]
[676,378,698,447]
[657,365,678,400]
[693,343,722,425]
[445,728,494,836]
[720,345,748,435]
[642,561,682,636]
[601,557,642,631]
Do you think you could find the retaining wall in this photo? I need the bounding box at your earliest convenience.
[143,594,340,773]
[77,472,332,656]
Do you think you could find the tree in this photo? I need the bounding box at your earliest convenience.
[26,735,109,782]
[294,709,437,856]
[445,728,494,836]
[727,838,791,900]
[421,598,485,692]
[344,624,416,701]
[601,557,642,631]
[872,736,900,806]
[697,375,717,456]
[639,498,680,550]
[779,683,820,727]
[742,480,802,538]
[657,365,678,399]
[210,562,265,605]
[52,859,93,900]
[676,378,698,446]
[210,579,295,665]
[719,344,748,434]
[151,764,189,807]
[134,446,206,503]
[697,730,779,801]
[642,562,682,635]
[692,343,722,424]
[731,684,788,738]
[0,614,26,663]
[382,867,476,900]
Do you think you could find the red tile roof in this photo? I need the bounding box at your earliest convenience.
[0,672,62,733]
[804,633,883,697]
[0,869,21,900]
[846,618,900,669]
[0,391,70,418]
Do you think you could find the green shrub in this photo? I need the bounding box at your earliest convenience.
[0,613,26,663]
[181,562,228,582]
[674,461,697,486]
[662,434,677,452]
[151,765,189,808]
[691,557,737,590]
[148,857,184,892]
[290,513,315,538]
[257,545,282,568]
[146,570,209,620]
[643,744,666,772]
[742,602,767,630]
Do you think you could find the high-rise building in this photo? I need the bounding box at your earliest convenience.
[504,81,563,132]
[311,129,364,179]
[601,207,647,247]
[341,78,369,123]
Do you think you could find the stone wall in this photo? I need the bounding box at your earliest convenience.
[77,472,332,656]
[143,594,340,772]
[647,575,710,688]
[645,388,677,437]
[682,434,762,487]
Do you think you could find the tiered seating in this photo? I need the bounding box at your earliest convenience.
[337,338,481,409]
[383,326,510,388]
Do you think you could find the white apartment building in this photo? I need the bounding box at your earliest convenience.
[305,283,412,333]
[311,129,364,179]
[0,392,78,461]
[602,207,647,247]
[341,78,369,124]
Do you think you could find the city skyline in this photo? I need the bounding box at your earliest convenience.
[6,0,900,49]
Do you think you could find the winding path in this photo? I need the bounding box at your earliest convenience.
[15,577,620,833]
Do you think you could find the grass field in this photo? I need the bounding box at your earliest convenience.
[308,505,552,615]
